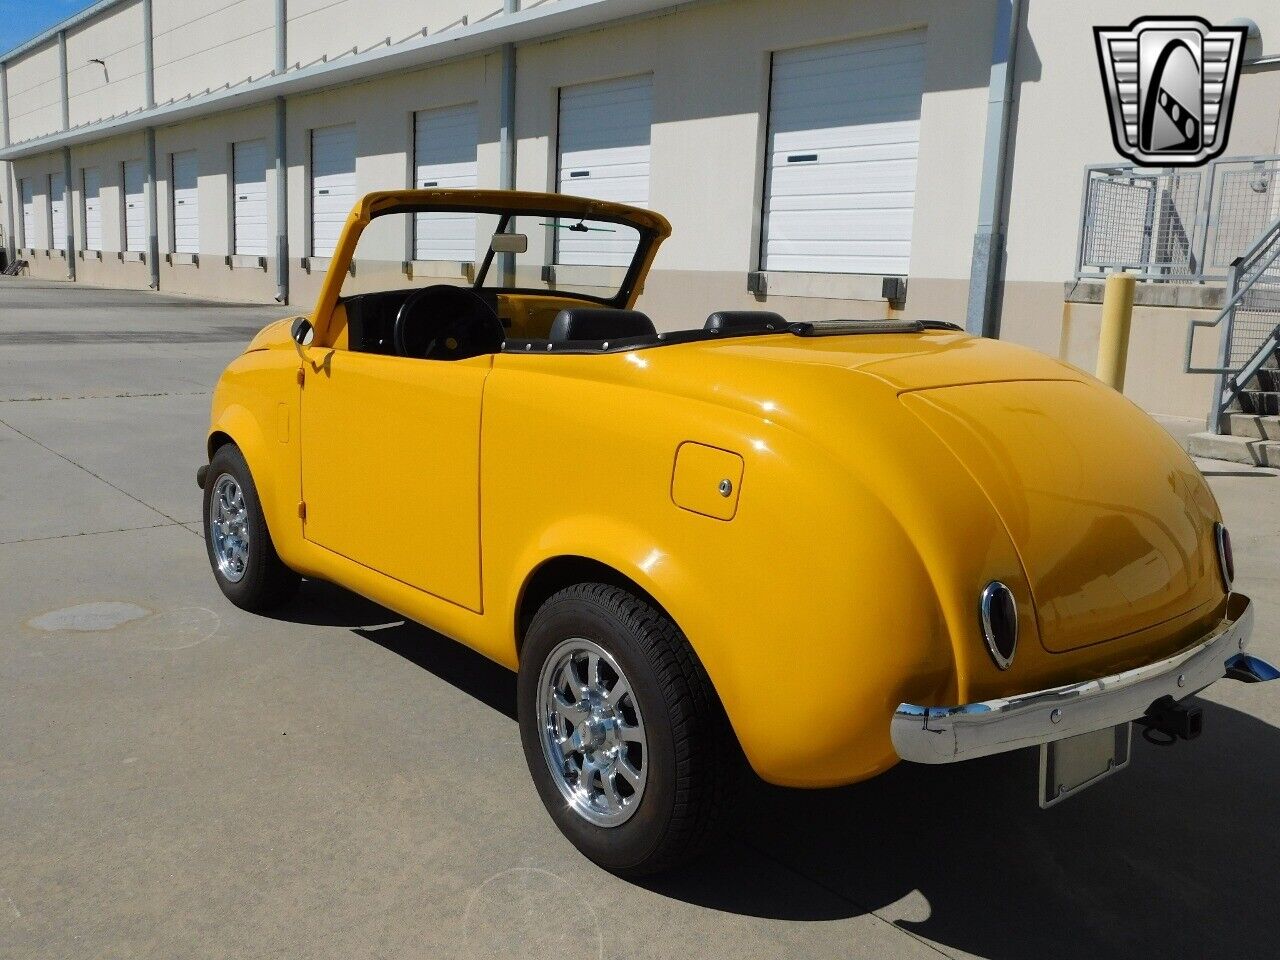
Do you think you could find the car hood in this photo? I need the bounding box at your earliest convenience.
[900,379,1222,652]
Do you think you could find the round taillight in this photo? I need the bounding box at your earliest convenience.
[979,581,1018,670]
[1215,523,1234,592]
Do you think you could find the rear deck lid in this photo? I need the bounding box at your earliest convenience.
[902,379,1219,653]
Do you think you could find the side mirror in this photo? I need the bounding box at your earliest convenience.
[291,316,314,346]
[490,232,528,254]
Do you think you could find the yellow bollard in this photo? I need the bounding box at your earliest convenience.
[1096,272,1136,391]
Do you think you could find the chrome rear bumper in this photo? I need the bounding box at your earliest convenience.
[892,594,1275,764]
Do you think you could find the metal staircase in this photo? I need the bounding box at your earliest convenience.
[1185,214,1280,467]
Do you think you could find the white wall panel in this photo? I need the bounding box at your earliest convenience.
[762,31,924,275]
[556,74,652,266]
[413,103,479,262]
[123,158,146,252]
[310,124,356,257]
[49,172,68,251]
[20,179,37,248]
[170,150,199,253]
[233,139,270,257]
[83,168,103,251]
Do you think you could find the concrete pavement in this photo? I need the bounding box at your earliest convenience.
[2,277,1278,960]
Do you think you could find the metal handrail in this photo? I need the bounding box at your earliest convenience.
[1185,213,1280,430]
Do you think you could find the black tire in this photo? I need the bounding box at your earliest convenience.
[517,583,733,876]
[202,443,300,612]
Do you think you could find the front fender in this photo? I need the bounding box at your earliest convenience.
[207,353,301,567]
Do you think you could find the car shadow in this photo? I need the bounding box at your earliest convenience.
[270,579,1279,960]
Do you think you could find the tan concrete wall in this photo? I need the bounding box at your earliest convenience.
[285,53,496,263]
[6,42,63,143]
[286,0,489,70]
[999,1,1280,290]
[152,0,277,105]
[66,0,147,127]
[70,130,147,255]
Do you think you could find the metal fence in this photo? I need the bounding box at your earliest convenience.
[1076,165,1203,279]
[1076,155,1280,282]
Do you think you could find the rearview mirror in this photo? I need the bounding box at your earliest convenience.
[490,233,528,254]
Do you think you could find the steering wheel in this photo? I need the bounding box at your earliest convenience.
[392,284,504,360]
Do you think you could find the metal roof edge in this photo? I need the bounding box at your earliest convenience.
[1,0,129,66]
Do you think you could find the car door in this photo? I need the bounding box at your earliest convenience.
[299,348,490,612]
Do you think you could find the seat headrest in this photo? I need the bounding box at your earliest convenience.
[704,311,788,334]
[548,308,657,342]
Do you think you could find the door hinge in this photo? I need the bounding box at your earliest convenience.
[296,366,305,386]
[297,500,307,520]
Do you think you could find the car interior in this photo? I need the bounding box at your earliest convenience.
[333,209,956,361]
[341,284,801,360]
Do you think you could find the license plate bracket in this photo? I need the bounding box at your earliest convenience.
[1038,723,1131,808]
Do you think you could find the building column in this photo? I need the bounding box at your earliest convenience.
[62,147,75,280]
[497,1,518,286]
[274,0,289,303]
[1,62,14,265]
[965,0,1021,338]
[143,0,159,289]
[58,30,75,279]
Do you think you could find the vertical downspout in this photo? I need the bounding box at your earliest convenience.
[2,63,15,266]
[274,0,289,303]
[964,0,1021,337]
[498,0,518,286]
[62,147,75,277]
[58,31,75,280]
[143,0,159,289]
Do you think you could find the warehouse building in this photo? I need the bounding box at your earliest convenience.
[2,0,1280,423]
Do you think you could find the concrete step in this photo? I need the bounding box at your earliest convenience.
[1255,368,1280,392]
[1222,412,1280,440]
[1239,391,1280,416]
[1187,431,1280,467]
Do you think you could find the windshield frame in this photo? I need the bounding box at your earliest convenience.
[310,190,670,347]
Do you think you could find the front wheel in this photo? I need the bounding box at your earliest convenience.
[517,583,733,876]
[202,444,300,611]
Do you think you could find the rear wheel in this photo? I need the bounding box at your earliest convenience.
[517,583,732,876]
[202,444,300,611]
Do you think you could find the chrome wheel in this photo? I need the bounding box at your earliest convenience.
[208,473,249,584]
[536,638,648,827]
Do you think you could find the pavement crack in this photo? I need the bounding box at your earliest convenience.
[734,835,955,958]
[0,521,186,546]
[1,390,210,403]
[0,417,197,535]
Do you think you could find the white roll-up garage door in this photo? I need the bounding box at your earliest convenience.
[20,179,35,248]
[762,30,924,275]
[413,103,479,262]
[556,74,652,266]
[311,124,356,258]
[232,140,269,257]
[171,150,199,254]
[123,159,146,253]
[49,173,67,251]
[83,168,102,251]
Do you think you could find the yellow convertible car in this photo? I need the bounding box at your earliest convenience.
[200,189,1275,875]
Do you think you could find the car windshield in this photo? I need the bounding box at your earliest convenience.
[339,207,646,304]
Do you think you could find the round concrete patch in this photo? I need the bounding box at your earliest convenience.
[462,868,603,960]
[28,601,151,632]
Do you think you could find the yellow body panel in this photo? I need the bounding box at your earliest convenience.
[300,349,491,612]
[207,192,1228,788]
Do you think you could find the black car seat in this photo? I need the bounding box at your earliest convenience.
[548,308,657,342]
[704,311,788,334]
